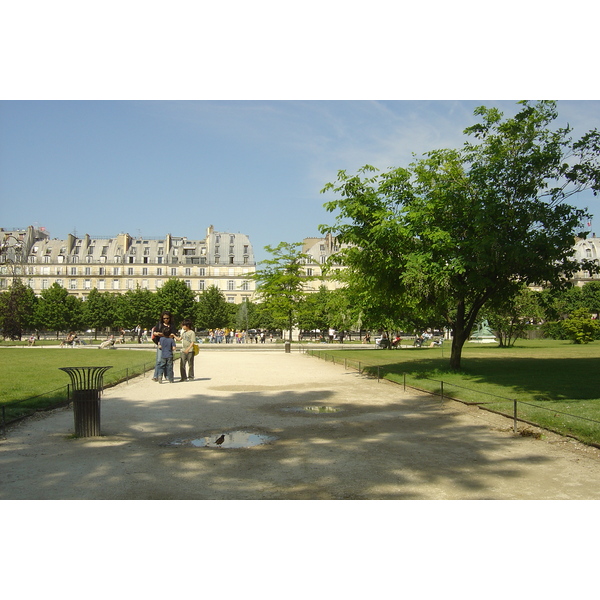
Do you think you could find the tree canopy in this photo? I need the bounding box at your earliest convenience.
[321,101,600,369]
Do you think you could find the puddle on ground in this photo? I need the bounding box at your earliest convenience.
[164,430,276,449]
[282,406,342,414]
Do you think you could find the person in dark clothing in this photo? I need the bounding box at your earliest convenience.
[152,311,175,381]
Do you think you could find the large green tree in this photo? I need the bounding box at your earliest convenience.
[34,283,84,338]
[252,242,311,341]
[321,101,600,369]
[83,288,114,338]
[0,278,37,340]
[195,285,233,329]
[155,278,198,327]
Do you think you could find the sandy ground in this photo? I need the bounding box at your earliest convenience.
[2,347,600,500]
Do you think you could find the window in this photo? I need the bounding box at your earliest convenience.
[241,281,249,291]
[243,256,249,265]
[69,279,77,290]
[307,268,313,277]
[42,279,49,290]
[85,267,91,275]
[229,256,234,264]
[156,268,163,276]
[227,280,235,290]
[113,267,121,276]
[185,280,191,289]
[243,245,249,254]
[199,268,205,276]
[99,267,105,275]
[230,235,235,244]
[56,279,63,288]
[229,246,234,254]
[127,267,134,275]
[170,268,177,277]
[99,279,106,290]
[199,280,205,291]
[112,279,120,290]
[84,279,91,290]
[70,267,78,275]
[227,296,235,303]
[185,268,191,276]
[126,279,134,289]
[142,268,148,276]
[142,280,149,289]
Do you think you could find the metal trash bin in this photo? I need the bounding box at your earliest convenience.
[59,366,113,437]
[284,341,291,353]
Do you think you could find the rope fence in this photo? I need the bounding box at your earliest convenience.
[305,348,600,448]
[0,359,156,436]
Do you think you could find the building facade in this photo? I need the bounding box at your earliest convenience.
[0,225,256,303]
[572,235,600,286]
[301,233,348,292]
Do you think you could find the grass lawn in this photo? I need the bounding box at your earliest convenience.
[306,339,600,446]
[0,347,160,423]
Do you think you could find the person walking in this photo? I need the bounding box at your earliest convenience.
[177,319,196,382]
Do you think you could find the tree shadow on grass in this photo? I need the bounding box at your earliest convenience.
[376,356,600,402]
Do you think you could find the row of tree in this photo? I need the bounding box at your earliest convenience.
[0,279,245,340]
[0,272,371,341]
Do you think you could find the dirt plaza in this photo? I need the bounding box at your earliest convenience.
[2,348,600,500]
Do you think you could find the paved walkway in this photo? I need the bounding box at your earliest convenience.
[2,349,600,499]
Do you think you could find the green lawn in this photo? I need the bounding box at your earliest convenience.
[306,339,600,446]
[0,347,160,423]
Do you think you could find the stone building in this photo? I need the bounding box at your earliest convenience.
[301,233,348,292]
[0,225,256,303]
[572,234,600,286]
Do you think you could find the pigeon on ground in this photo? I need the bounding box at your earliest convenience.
[215,434,225,446]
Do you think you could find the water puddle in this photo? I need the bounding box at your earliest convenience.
[282,405,342,414]
[164,430,276,449]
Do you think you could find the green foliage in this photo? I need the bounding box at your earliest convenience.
[321,101,600,369]
[195,285,233,329]
[34,283,84,337]
[252,242,311,340]
[562,308,600,344]
[483,286,544,347]
[540,321,566,340]
[155,278,198,326]
[0,278,37,340]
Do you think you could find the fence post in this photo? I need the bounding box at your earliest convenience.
[377,366,380,382]
[440,381,444,402]
[513,400,518,433]
[403,373,406,391]
[358,361,361,374]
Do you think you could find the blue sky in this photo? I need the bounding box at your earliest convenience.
[2,100,600,263]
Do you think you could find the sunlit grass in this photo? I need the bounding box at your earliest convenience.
[307,339,600,445]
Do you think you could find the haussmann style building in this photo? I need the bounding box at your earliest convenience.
[0,225,256,303]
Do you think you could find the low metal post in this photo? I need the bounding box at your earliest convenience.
[513,400,518,433]
[440,381,444,402]
[403,373,406,391]
[377,366,380,382]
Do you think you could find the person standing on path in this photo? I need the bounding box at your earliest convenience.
[156,326,176,383]
[152,311,175,381]
[177,319,196,382]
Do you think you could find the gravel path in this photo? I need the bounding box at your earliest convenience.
[2,349,600,499]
